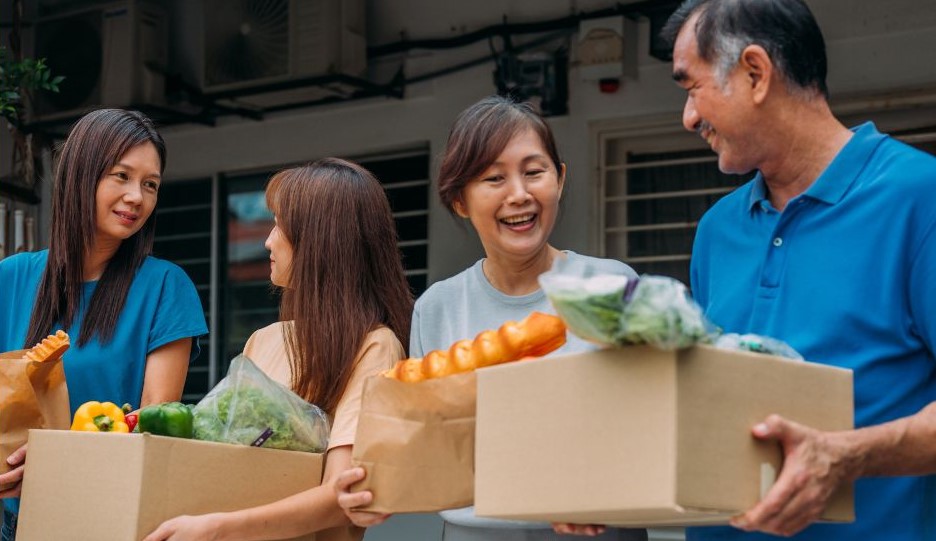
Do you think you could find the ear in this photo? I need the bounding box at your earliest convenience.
[557,163,567,200]
[453,198,469,218]
[739,44,773,105]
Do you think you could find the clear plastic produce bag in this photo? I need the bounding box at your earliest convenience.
[192,355,330,452]
[714,333,804,361]
[540,257,714,350]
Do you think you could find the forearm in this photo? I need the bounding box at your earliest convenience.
[834,401,936,479]
[140,338,192,406]
[215,484,350,541]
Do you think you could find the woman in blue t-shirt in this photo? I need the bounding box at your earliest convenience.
[0,109,207,540]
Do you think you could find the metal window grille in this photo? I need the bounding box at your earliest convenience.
[153,148,430,401]
[597,125,936,288]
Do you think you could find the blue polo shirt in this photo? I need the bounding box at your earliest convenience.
[688,122,936,541]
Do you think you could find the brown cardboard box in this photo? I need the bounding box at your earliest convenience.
[475,344,854,527]
[18,430,323,541]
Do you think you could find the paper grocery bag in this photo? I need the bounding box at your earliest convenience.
[0,349,70,488]
[351,371,475,513]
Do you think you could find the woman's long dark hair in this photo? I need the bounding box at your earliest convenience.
[266,158,413,414]
[25,109,166,348]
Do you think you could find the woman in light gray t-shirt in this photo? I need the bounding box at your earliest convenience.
[337,96,646,541]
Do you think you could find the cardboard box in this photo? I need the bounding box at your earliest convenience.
[475,345,854,527]
[18,430,323,541]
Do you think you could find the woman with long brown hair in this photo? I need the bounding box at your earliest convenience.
[0,109,207,540]
[144,158,413,541]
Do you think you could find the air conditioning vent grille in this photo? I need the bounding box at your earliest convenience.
[34,12,103,114]
[204,0,290,87]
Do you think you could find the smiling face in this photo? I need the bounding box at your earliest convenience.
[672,15,761,175]
[265,218,294,288]
[454,128,565,262]
[94,142,161,247]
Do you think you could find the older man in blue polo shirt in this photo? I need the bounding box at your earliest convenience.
[662,0,936,540]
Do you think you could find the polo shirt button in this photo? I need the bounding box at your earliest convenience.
[773,237,783,247]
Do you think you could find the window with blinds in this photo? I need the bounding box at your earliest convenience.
[155,148,431,400]
[152,178,215,402]
[597,123,936,288]
[599,134,749,286]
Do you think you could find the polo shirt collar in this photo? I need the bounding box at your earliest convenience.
[747,121,886,212]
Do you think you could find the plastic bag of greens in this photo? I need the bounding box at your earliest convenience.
[714,333,804,361]
[537,264,631,345]
[540,258,714,350]
[618,275,714,349]
[192,355,329,452]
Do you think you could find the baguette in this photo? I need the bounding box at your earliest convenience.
[24,330,70,363]
[384,312,566,382]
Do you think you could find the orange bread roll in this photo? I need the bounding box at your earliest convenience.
[24,330,70,362]
[448,339,474,373]
[518,312,568,357]
[398,357,426,383]
[471,329,510,368]
[423,350,455,379]
[382,312,566,382]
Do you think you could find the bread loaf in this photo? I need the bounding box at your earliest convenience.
[24,330,70,363]
[384,312,566,382]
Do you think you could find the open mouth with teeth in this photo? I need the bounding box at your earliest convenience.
[500,213,537,228]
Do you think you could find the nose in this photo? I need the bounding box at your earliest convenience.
[682,95,700,133]
[505,176,533,206]
[264,227,276,250]
[123,181,144,205]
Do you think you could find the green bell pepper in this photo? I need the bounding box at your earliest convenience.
[138,402,194,439]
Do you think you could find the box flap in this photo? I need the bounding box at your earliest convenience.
[675,345,854,522]
[475,347,680,517]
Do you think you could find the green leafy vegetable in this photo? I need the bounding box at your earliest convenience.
[193,355,329,453]
[540,260,714,350]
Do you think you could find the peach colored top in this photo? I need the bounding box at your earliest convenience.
[242,321,404,451]
[242,322,403,541]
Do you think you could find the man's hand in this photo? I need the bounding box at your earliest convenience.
[552,523,606,536]
[334,467,390,527]
[731,415,857,537]
[0,444,27,499]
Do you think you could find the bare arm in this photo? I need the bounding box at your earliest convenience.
[843,401,936,477]
[140,338,192,407]
[143,446,353,541]
[733,401,936,536]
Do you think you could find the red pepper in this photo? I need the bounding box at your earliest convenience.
[125,413,139,432]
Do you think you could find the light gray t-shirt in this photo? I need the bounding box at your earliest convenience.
[409,251,636,530]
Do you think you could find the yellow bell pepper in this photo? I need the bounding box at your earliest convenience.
[70,401,130,433]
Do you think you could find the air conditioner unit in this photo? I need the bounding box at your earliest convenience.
[32,1,168,121]
[200,0,366,97]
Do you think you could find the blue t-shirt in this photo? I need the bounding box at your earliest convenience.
[688,122,936,541]
[1,250,208,516]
